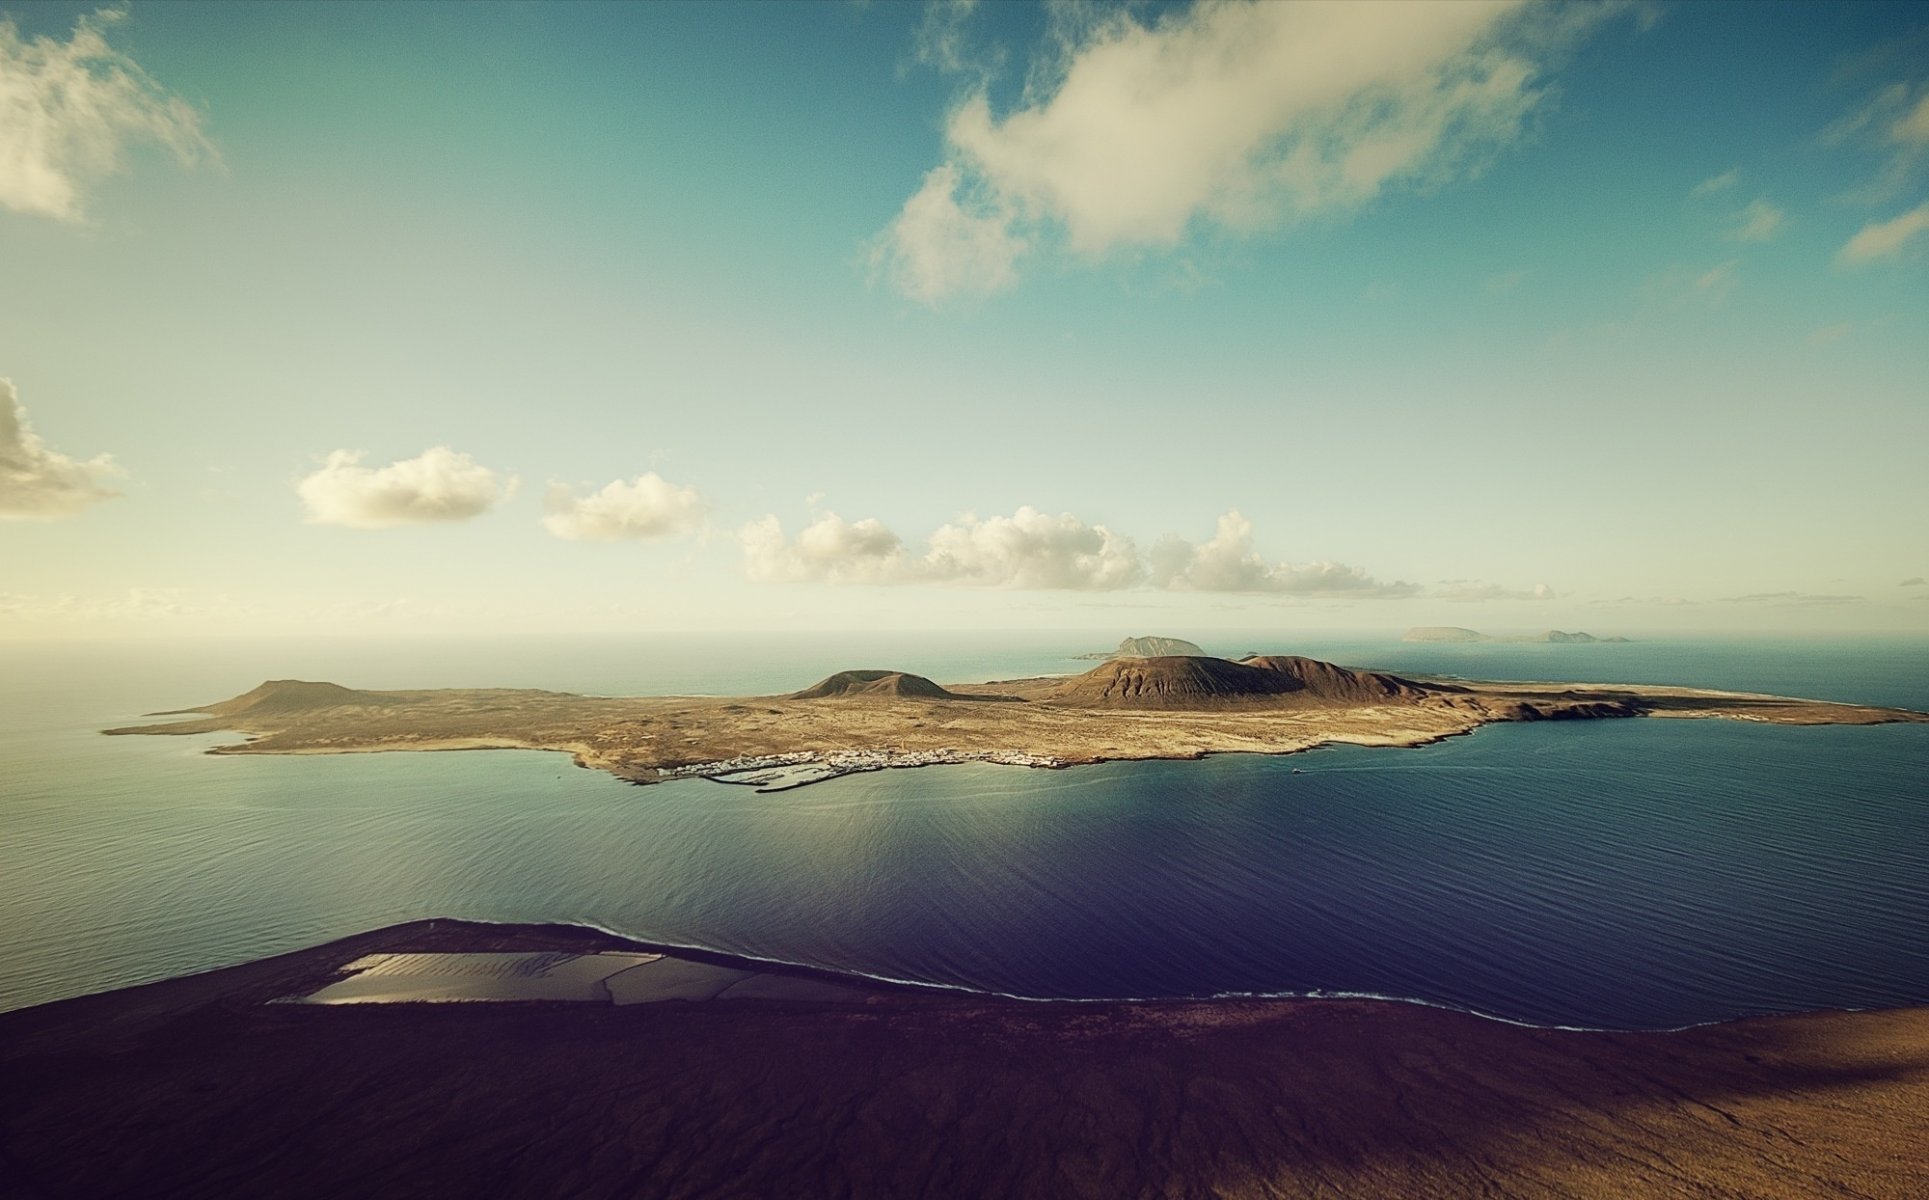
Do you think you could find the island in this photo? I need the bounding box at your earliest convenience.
[104,652,1926,790]
[1076,634,1210,659]
[1404,626,1632,643]
[3,918,1926,1198]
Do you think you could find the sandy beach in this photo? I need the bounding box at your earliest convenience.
[3,919,1927,1199]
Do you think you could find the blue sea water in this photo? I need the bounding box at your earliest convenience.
[1,631,1925,1028]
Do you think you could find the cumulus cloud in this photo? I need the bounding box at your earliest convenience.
[923,507,1144,589]
[872,164,1025,304]
[0,378,121,519]
[0,10,214,222]
[1149,511,1417,597]
[742,506,1141,589]
[741,511,913,584]
[879,0,1612,301]
[297,446,508,529]
[542,473,704,542]
[740,503,1531,601]
[1838,201,1929,264]
[1727,198,1786,242]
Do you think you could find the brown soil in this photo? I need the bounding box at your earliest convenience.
[3,920,1926,1199]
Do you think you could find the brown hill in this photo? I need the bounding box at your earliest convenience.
[788,670,959,701]
[1051,655,1444,710]
[1111,635,1208,658]
[165,680,397,718]
[1075,635,1210,660]
[1240,655,1445,705]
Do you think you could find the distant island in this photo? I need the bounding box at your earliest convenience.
[1404,626,1631,644]
[1076,634,1209,659]
[106,652,1924,792]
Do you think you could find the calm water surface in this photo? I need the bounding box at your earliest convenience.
[2,632,1925,1027]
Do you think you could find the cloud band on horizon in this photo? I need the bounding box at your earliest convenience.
[742,504,1533,601]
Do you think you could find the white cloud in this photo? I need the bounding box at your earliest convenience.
[542,473,704,542]
[872,164,1025,305]
[1149,511,1417,596]
[741,511,912,584]
[743,506,1141,589]
[0,378,121,519]
[1690,168,1739,196]
[878,0,1613,299]
[742,503,1535,601]
[1838,201,1929,264]
[297,446,508,529]
[1727,198,1786,242]
[0,10,213,222]
[923,507,1144,589]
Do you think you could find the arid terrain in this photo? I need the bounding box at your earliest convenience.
[105,653,1928,786]
[3,919,1927,1200]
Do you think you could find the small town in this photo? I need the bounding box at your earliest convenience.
[663,748,1068,792]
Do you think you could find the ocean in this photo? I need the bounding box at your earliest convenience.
[2,631,1925,1028]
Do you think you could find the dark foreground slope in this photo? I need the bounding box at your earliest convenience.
[3,921,1927,1200]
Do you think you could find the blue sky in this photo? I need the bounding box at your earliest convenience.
[2,0,1925,638]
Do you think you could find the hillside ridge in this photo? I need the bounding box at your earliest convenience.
[1050,654,1442,710]
[788,670,959,701]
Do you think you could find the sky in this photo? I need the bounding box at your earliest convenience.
[2,0,1926,640]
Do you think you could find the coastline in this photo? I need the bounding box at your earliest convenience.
[5,919,1927,1198]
